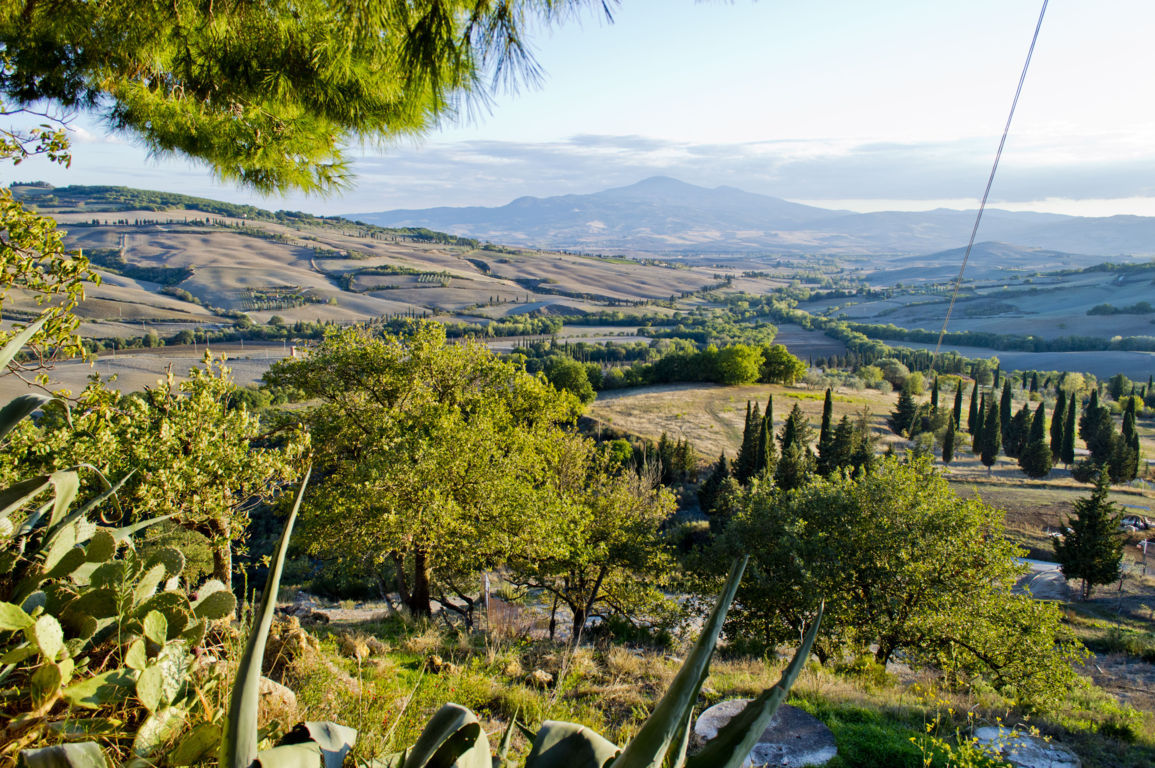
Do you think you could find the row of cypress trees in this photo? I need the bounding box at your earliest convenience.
[699,388,877,516]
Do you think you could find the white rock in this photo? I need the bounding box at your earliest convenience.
[694,699,837,767]
[973,726,1080,768]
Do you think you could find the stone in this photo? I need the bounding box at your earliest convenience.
[693,700,837,767]
[258,676,298,727]
[973,727,1080,768]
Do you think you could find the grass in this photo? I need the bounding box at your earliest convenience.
[276,613,1155,768]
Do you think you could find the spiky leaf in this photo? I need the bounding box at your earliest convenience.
[220,469,311,768]
[143,610,168,646]
[275,721,358,768]
[684,605,824,768]
[607,557,747,768]
[525,721,621,768]
[30,614,64,660]
[137,664,165,713]
[84,531,117,563]
[18,742,107,768]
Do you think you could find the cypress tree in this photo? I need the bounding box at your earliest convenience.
[967,381,979,434]
[980,399,1001,472]
[756,416,775,478]
[1030,401,1047,444]
[1079,389,1100,442]
[1050,389,1067,460]
[942,413,956,466]
[999,380,1013,446]
[1062,397,1077,467]
[889,384,918,436]
[972,394,986,454]
[697,452,731,515]
[953,382,964,427]
[1005,402,1032,459]
[930,376,940,411]
[737,401,759,483]
[1019,401,1052,478]
[1030,372,1040,393]
[816,387,837,475]
[1053,466,1123,600]
[994,365,1001,389]
[775,404,815,491]
[832,415,855,473]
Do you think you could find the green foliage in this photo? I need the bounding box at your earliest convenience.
[543,355,595,405]
[714,457,1087,709]
[266,322,584,619]
[0,334,228,763]
[379,559,823,768]
[2,355,308,587]
[1,1,606,192]
[1,116,99,365]
[888,384,918,436]
[1053,467,1125,600]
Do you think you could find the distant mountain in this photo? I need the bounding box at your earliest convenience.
[352,176,1155,257]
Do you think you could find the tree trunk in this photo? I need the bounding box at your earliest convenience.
[548,595,559,642]
[212,539,232,589]
[407,548,433,618]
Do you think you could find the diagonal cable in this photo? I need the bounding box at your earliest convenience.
[934,0,1050,362]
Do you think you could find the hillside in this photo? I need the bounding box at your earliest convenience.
[11,184,756,339]
[354,176,1155,258]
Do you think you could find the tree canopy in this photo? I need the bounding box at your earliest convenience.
[1,0,609,192]
[714,456,1086,708]
[265,323,587,617]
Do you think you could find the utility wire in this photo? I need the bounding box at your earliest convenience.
[933,0,1049,362]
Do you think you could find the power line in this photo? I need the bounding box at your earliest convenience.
[933,0,1050,362]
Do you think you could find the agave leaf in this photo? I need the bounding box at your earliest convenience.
[684,604,824,768]
[0,393,62,443]
[607,557,747,768]
[0,475,55,523]
[401,703,491,768]
[276,721,358,768]
[46,469,80,529]
[110,512,175,542]
[220,468,311,768]
[524,721,620,768]
[0,315,48,371]
[494,710,518,767]
[18,742,108,768]
[252,743,323,767]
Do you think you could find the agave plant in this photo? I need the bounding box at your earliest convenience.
[368,557,822,768]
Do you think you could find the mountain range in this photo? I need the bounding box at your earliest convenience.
[351,176,1155,258]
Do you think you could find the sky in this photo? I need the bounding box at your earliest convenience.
[10,0,1155,218]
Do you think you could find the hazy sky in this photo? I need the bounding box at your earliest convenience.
[12,0,1155,217]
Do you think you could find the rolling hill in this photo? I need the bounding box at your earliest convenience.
[353,176,1155,259]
